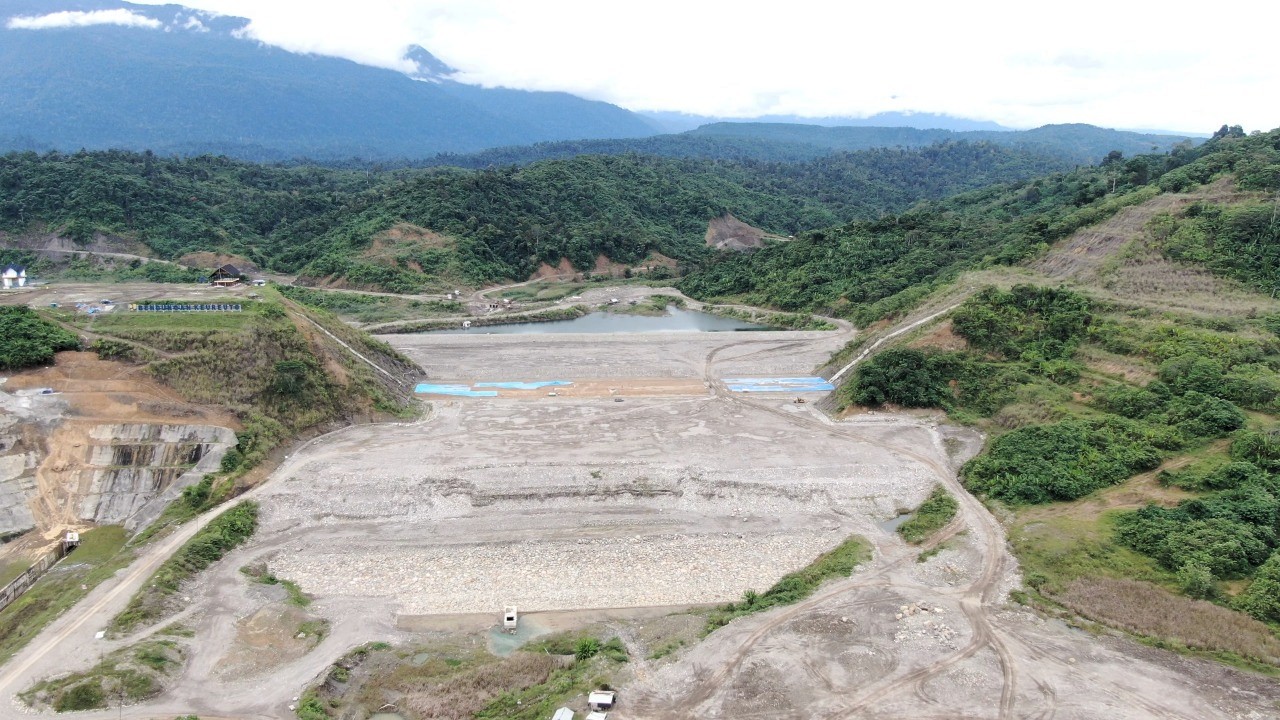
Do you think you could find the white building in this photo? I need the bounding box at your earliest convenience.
[2,265,26,289]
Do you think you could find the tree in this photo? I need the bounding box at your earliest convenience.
[1177,562,1217,599]
[849,348,951,408]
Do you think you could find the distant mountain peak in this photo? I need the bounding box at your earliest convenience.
[0,0,657,160]
[403,45,456,83]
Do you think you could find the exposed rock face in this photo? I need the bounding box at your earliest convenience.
[80,424,237,529]
[0,419,235,536]
[0,403,52,535]
[0,357,240,546]
[0,434,38,534]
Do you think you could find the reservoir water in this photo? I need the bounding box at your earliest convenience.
[431,306,769,334]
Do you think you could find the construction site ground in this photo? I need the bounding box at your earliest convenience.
[0,287,1276,719]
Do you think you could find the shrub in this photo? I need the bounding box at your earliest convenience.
[1158,354,1226,396]
[1234,552,1280,623]
[573,638,601,661]
[1159,519,1269,579]
[295,692,329,720]
[963,418,1161,504]
[1231,430,1280,471]
[849,348,951,408]
[1177,563,1217,599]
[181,476,213,509]
[1162,392,1246,439]
[897,486,959,544]
[54,683,105,712]
[1093,385,1166,419]
[951,285,1091,361]
[0,307,79,369]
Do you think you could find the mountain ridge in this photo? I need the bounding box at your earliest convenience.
[0,0,660,159]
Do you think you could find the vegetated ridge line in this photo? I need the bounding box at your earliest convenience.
[827,302,965,386]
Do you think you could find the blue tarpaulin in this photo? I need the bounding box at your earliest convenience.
[473,381,573,390]
[723,377,835,393]
[414,384,499,397]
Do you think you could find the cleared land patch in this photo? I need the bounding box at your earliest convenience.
[245,330,936,620]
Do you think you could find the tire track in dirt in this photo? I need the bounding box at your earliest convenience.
[652,341,1019,720]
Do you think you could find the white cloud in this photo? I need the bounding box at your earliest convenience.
[123,1,1280,133]
[182,16,209,32]
[7,9,163,31]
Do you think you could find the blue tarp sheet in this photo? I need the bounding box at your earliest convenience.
[473,381,573,390]
[723,377,835,393]
[414,384,499,397]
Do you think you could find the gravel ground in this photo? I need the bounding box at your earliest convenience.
[240,346,942,618]
[385,329,846,381]
[269,529,845,614]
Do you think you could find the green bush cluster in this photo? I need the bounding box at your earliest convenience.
[952,285,1091,360]
[1116,457,1279,607]
[897,486,960,544]
[0,306,79,369]
[963,419,1162,504]
[848,286,1091,413]
[1234,552,1280,623]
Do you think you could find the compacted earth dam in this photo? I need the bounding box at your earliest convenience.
[1,314,1276,720]
[261,326,913,615]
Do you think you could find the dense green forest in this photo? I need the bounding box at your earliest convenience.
[0,141,1067,292]
[687,122,1197,166]
[418,122,1196,169]
[681,128,1280,324]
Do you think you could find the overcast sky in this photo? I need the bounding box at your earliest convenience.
[110,0,1277,133]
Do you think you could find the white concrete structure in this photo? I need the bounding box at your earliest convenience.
[2,265,26,289]
[588,691,616,712]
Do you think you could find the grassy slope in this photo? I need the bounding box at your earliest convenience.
[0,527,133,665]
[72,286,417,477]
[834,131,1280,670]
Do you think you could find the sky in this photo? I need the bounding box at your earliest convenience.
[32,1,1280,133]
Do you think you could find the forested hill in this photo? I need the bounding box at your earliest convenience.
[0,141,1068,292]
[679,127,1280,324]
[0,0,657,160]
[686,123,1198,165]
[418,123,1200,170]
